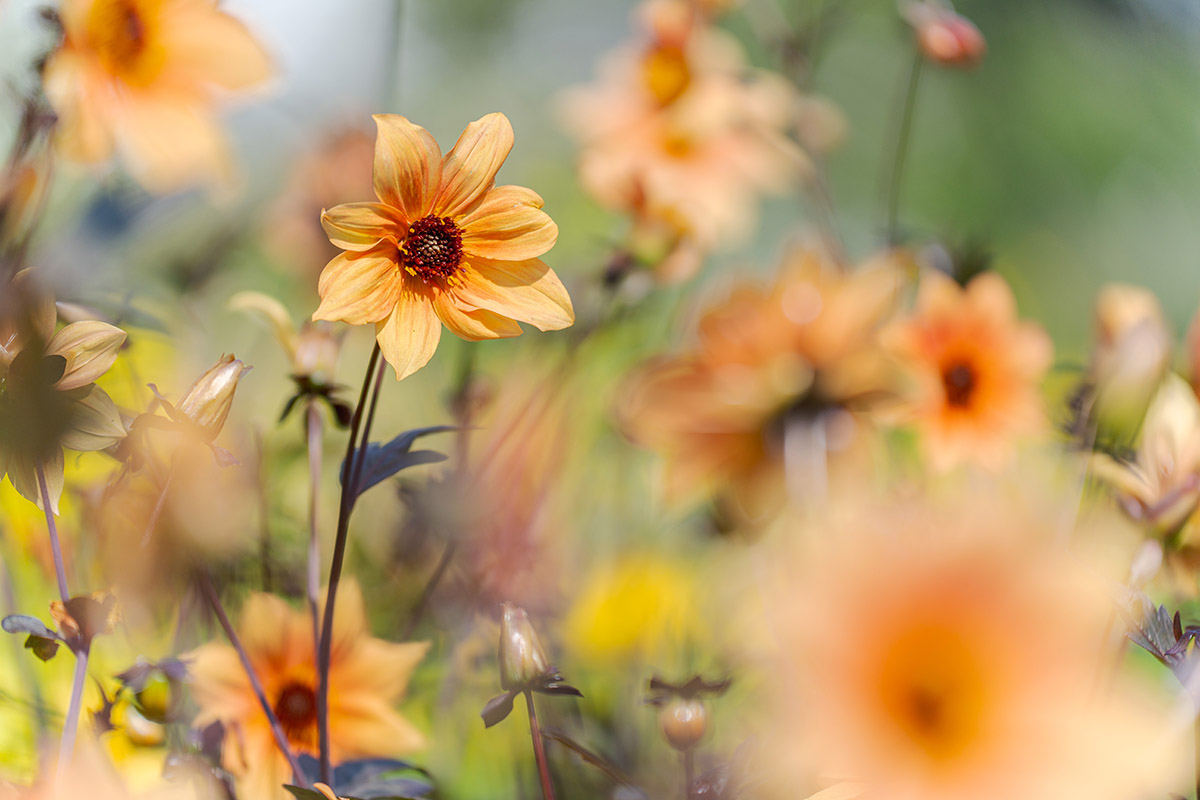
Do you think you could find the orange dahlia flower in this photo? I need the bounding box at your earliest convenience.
[43,0,271,192]
[189,584,428,800]
[882,271,1052,472]
[313,113,574,380]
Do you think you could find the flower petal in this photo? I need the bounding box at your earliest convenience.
[436,113,514,218]
[159,3,272,90]
[372,114,441,221]
[321,202,402,252]
[48,320,126,391]
[61,386,126,452]
[42,52,116,165]
[228,291,299,361]
[374,281,442,380]
[112,94,229,192]
[459,186,558,261]
[313,245,402,325]
[455,257,575,332]
[7,447,64,514]
[433,292,523,340]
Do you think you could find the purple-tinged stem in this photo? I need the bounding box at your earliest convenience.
[525,691,555,800]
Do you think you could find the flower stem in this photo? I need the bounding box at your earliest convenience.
[682,749,695,800]
[883,50,924,246]
[54,644,88,786]
[525,690,555,800]
[306,401,324,656]
[400,540,456,641]
[35,463,69,606]
[197,567,306,784]
[316,342,383,784]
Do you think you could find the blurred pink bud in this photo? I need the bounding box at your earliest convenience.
[903,2,986,69]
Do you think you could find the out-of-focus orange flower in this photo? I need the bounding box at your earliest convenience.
[43,0,271,192]
[769,493,1180,800]
[313,113,574,380]
[619,249,903,520]
[882,271,1052,472]
[561,0,811,280]
[0,270,126,512]
[189,584,428,800]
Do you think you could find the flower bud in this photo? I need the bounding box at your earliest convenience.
[659,697,708,751]
[294,322,342,385]
[499,603,550,691]
[903,2,985,69]
[1090,284,1171,439]
[177,354,250,441]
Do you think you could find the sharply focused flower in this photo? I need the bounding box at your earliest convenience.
[43,0,272,192]
[881,271,1052,472]
[313,112,574,380]
[0,271,126,512]
[768,492,1180,800]
[189,584,428,800]
[618,249,902,520]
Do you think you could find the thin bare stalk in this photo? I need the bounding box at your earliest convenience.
[883,50,924,246]
[306,401,323,656]
[316,342,382,784]
[54,645,87,786]
[197,568,305,783]
[35,463,69,606]
[400,540,457,641]
[139,458,177,549]
[682,749,695,800]
[525,691,555,800]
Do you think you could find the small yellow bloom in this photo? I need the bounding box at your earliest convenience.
[189,583,428,800]
[43,0,272,192]
[313,112,574,380]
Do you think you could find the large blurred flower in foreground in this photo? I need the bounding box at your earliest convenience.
[43,0,271,192]
[618,249,902,522]
[313,112,574,380]
[0,271,125,512]
[882,271,1052,472]
[770,495,1180,800]
[189,584,428,800]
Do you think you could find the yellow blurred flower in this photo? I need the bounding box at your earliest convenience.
[565,554,702,664]
[768,493,1180,800]
[42,0,271,192]
[189,583,428,800]
[881,271,1052,472]
[313,112,574,380]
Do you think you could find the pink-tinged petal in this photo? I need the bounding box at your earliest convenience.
[321,203,402,252]
[372,115,441,220]
[435,113,514,218]
[48,320,126,390]
[42,52,116,165]
[459,186,558,261]
[454,257,575,332]
[374,281,442,380]
[313,245,402,325]
[432,292,523,341]
[159,3,272,90]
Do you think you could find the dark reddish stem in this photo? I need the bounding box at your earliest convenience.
[525,691,555,800]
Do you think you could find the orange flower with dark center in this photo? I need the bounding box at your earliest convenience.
[43,0,271,191]
[313,113,574,380]
[882,271,1052,472]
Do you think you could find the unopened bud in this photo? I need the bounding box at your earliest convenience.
[499,603,550,691]
[177,354,250,441]
[1090,284,1171,438]
[294,322,342,385]
[659,697,708,751]
[903,2,985,69]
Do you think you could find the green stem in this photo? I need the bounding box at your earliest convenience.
[884,51,924,246]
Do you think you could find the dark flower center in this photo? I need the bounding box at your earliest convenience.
[401,215,463,285]
[273,682,317,740]
[941,361,976,409]
[92,0,155,79]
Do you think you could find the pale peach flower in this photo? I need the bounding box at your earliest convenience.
[43,0,271,192]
